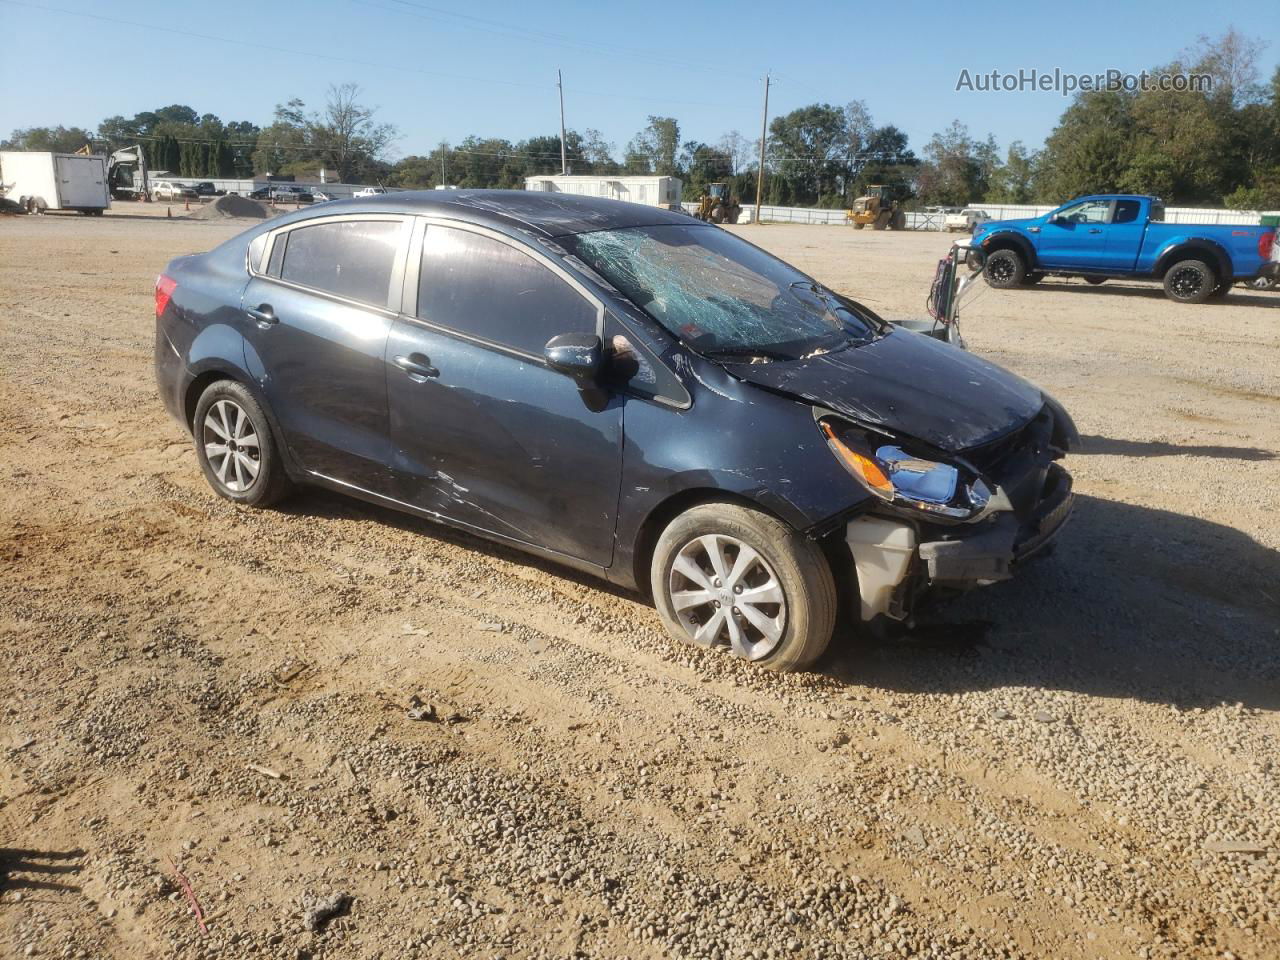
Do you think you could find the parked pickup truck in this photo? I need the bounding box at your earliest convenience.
[974,194,1277,303]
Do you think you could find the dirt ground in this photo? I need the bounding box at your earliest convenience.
[1,207,1277,960]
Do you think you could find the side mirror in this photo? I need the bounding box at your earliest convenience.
[544,333,603,383]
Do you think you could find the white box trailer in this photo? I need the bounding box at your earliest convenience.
[0,151,111,214]
[525,174,682,208]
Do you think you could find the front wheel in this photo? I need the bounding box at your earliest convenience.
[984,249,1026,288]
[651,503,836,672]
[1163,259,1215,304]
[193,380,292,507]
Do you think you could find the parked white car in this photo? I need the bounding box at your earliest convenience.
[945,208,992,233]
[353,186,387,198]
[154,181,198,201]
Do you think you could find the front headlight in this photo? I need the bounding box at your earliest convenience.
[820,420,990,520]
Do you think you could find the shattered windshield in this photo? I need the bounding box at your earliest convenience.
[565,224,878,361]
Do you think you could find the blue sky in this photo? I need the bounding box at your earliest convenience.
[1,0,1275,162]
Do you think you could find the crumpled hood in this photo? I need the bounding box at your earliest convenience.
[722,328,1044,452]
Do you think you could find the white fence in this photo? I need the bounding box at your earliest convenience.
[729,202,1279,230]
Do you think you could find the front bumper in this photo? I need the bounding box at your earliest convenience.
[845,463,1073,621]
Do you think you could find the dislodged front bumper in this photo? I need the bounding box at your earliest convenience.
[845,463,1073,621]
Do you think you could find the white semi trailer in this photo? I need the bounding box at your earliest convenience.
[0,151,111,214]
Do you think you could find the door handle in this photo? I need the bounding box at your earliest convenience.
[395,354,439,381]
[246,304,277,326]
[1088,228,1103,234]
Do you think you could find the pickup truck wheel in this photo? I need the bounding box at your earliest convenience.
[651,503,836,673]
[985,249,1025,288]
[1248,275,1276,291]
[1163,260,1215,304]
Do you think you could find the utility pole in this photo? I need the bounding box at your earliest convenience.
[439,141,447,187]
[754,73,771,222]
[557,69,568,176]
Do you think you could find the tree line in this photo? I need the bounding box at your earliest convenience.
[4,31,1276,210]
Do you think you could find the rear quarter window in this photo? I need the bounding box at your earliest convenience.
[278,219,402,307]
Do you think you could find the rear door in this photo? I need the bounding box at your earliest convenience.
[241,214,411,492]
[54,155,105,208]
[1036,198,1112,269]
[1100,198,1146,270]
[384,219,623,565]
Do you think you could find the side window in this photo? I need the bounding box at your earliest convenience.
[418,226,597,355]
[278,219,402,307]
[1057,200,1112,224]
[1112,200,1140,224]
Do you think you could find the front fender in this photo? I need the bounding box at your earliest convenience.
[980,228,1038,266]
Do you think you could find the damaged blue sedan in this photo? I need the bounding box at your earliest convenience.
[155,191,1076,671]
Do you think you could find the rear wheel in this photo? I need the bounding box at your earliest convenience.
[890,209,906,230]
[873,212,889,231]
[193,380,292,507]
[984,249,1026,288]
[651,503,836,672]
[1163,259,1215,304]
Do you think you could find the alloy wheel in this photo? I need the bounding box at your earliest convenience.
[668,534,787,661]
[988,257,1014,283]
[1170,266,1204,300]
[202,399,261,493]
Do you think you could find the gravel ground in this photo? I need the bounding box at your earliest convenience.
[1,210,1277,960]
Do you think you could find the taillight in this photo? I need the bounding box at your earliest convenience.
[155,274,177,318]
[1261,231,1275,261]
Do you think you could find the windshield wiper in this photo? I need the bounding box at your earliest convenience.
[702,346,793,362]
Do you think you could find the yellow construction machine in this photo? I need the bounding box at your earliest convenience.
[693,182,742,224]
[846,184,906,230]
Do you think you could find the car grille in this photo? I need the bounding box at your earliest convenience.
[963,405,1055,518]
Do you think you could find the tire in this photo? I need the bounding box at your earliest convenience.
[1084,276,1106,285]
[1248,275,1276,291]
[890,210,906,230]
[651,502,836,672]
[710,205,725,224]
[853,222,865,230]
[1163,259,1215,304]
[193,380,292,508]
[984,249,1026,288]
[872,212,889,231]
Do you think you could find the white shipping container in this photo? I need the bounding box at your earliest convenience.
[0,151,111,213]
[524,175,682,208]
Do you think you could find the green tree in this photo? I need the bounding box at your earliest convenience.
[626,116,680,176]
[767,103,847,206]
[1,125,95,153]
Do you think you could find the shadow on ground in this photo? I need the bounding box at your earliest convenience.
[1078,434,1277,461]
[279,489,1279,711]
[824,494,1280,711]
[1042,280,1279,308]
[0,848,84,894]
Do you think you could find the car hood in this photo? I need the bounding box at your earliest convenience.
[721,328,1045,452]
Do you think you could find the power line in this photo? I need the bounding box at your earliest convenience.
[2,0,741,110]
[356,0,760,82]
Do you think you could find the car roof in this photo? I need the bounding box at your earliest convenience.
[290,189,696,238]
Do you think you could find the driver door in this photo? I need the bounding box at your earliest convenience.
[1036,198,1113,269]
[384,220,624,566]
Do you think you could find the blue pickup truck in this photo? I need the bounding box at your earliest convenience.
[974,195,1277,303]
